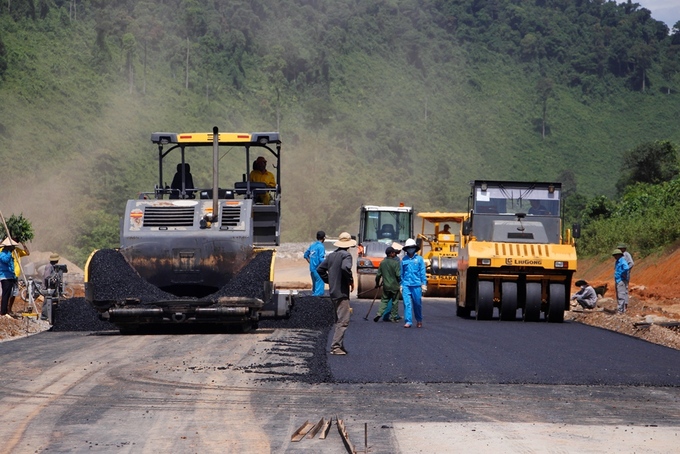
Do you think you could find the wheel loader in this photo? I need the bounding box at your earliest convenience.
[456,181,578,322]
[84,127,294,333]
[355,204,414,299]
[416,212,468,298]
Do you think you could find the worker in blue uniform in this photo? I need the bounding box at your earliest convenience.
[304,231,327,296]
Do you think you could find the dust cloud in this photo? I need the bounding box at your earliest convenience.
[1,159,80,253]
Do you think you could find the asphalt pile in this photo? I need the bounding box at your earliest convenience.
[89,249,275,304]
[88,249,175,303]
[200,250,274,301]
[260,294,335,330]
[51,297,117,332]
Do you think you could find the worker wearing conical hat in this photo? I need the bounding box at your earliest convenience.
[0,237,30,318]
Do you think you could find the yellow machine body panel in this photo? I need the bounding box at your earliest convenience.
[417,212,468,298]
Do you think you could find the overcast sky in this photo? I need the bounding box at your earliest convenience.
[634,0,680,28]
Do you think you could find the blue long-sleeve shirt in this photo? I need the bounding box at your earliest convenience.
[0,249,15,280]
[400,253,427,287]
[614,256,629,284]
[303,241,325,271]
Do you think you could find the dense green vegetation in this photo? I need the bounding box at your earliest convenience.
[570,140,680,260]
[1,1,680,265]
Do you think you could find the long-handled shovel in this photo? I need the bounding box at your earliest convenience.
[363,284,381,321]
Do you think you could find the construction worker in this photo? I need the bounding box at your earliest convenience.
[400,238,427,328]
[43,253,60,289]
[612,248,630,314]
[373,246,401,323]
[304,231,326,296]
[617,243,634,283]
[570,280,598,310]
[317,232,356,355]
[0,237,29,318]
[249,156,276,204]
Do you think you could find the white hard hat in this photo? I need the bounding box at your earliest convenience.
[403,238,419,250]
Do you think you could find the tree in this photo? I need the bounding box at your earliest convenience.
[661,23,680,94]
[0,35,7,78]
[66,209,119,267]
[263,46,288,130]
[563,192,588,226]
[180,0,206,90]
[535,77,554,139]
[122,33,136,94]
[616,141,680,194]
[581,195,616,226]
[2,214,34,243]
[629,42,654,91]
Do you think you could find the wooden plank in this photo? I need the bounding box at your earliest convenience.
[337,417,355,454]
[306,418,325,439]
[318,417,332,439]
[291,420,314,442]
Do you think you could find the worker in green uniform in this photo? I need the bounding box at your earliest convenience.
[374,246,402,323]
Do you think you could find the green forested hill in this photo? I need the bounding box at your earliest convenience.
[1,0,679,264]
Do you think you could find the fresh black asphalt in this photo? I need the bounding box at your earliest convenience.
[329,299,680,386]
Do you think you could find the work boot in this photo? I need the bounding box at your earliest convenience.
[373,315,380,322]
